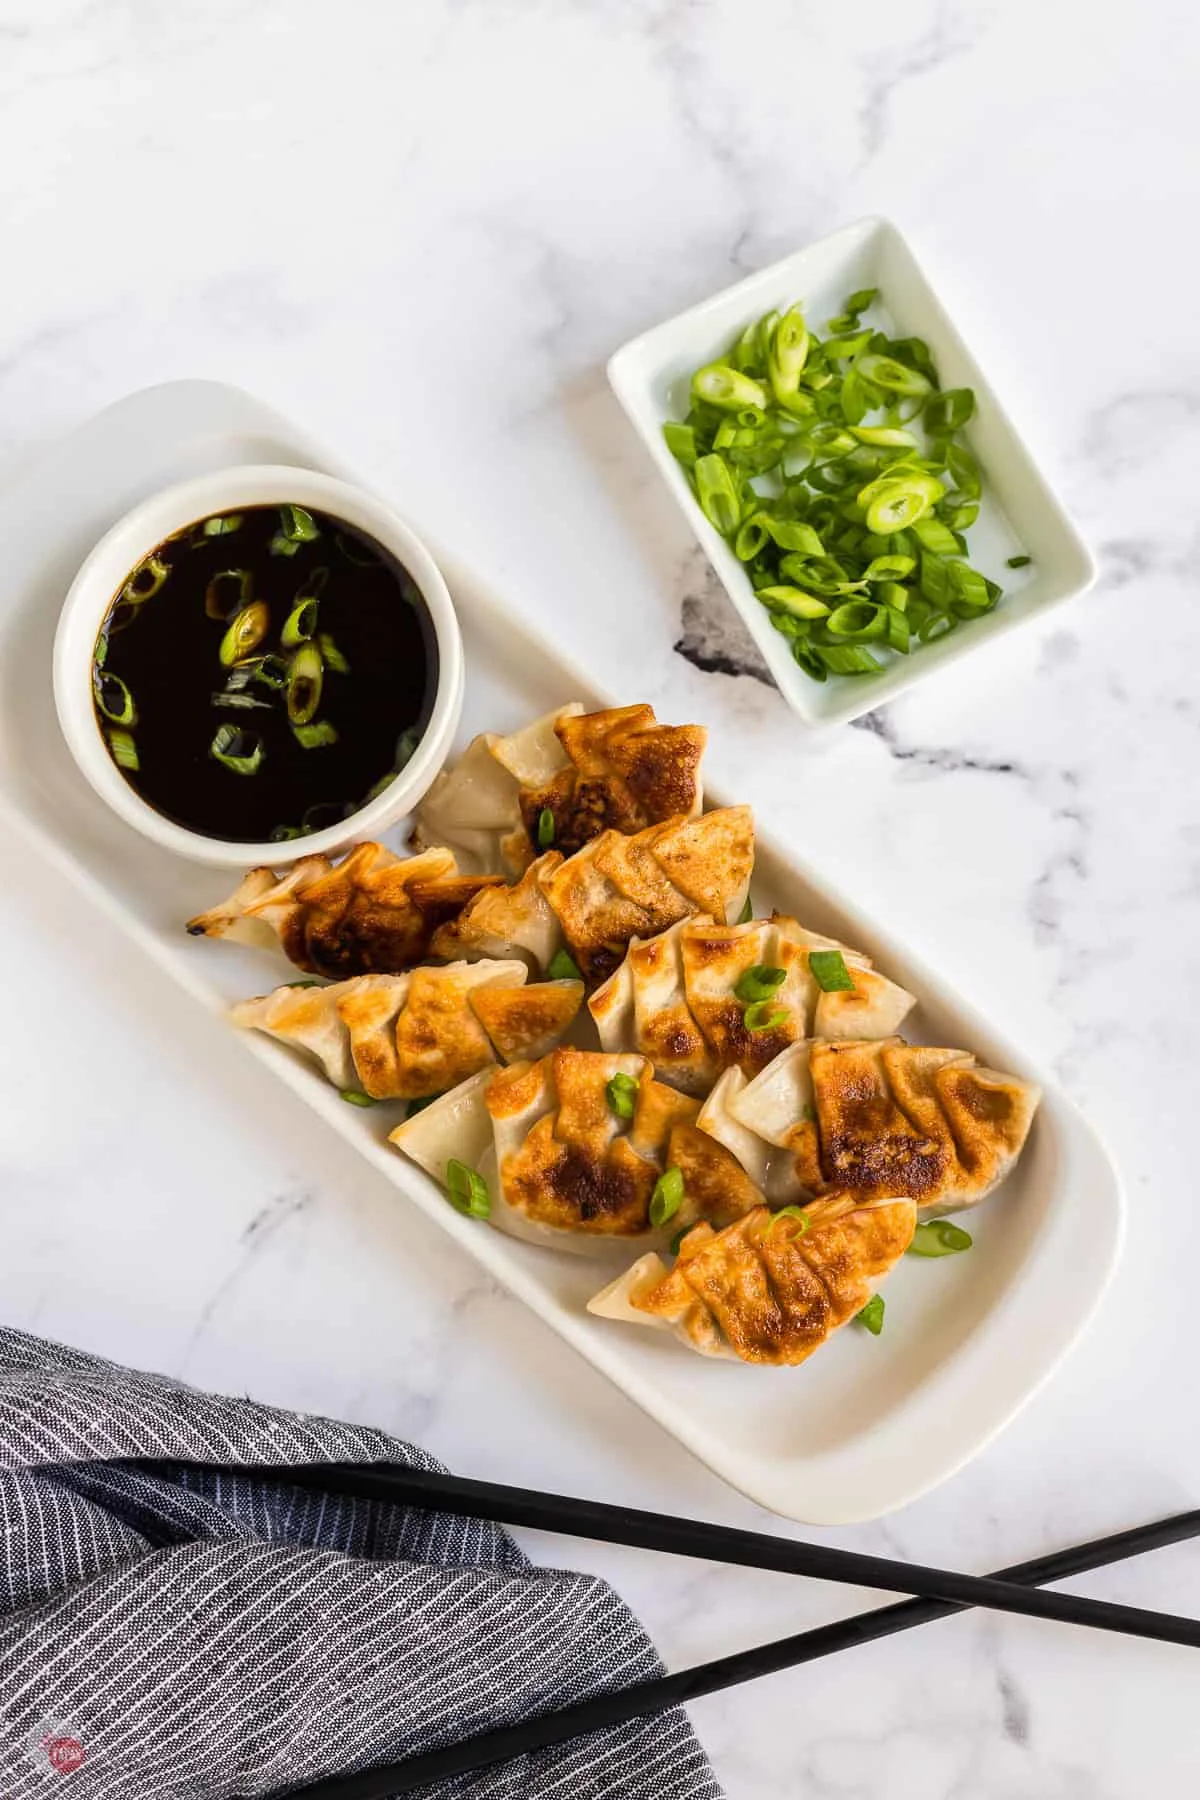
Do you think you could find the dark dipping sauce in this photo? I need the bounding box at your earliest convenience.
[93,503,437,843]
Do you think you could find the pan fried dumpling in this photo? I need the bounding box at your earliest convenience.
[457,1047,701,1255]
[232,962,583,1101]
[428,854,566,970]
[588,1195,916,1365]
[588,913,915,1090]
[730,1038,1041,1215]
[388,1069,496,1185]
[542,808,755,987]
[187,843,504,978]
[413,703,707,876]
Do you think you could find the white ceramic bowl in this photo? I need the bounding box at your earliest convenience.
[53,464,464,868]
[608,217,1097,728]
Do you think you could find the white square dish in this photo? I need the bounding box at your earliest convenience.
[0,380,1122,1524]
[607,217,1097,728]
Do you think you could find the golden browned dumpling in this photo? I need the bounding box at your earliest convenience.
[231,962,583,1101]
[589,914,915,1091]
[730,1038,1041,1216]
[588,1196,916,1366]
[413,702,708,876]
[187,843,503,978]
[540,808,755,986]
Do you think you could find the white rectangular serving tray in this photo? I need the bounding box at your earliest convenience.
[0,380,1123,1525]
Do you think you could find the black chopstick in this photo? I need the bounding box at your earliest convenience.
[257,1462,1200,1651]
[263,1503,1200,1800]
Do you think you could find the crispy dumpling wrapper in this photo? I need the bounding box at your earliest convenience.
[233,960,582,1101]
[588,1196,916,1366]
[413,702,706,876]
[587,913,915,1090]
[730,1038,1041,1215]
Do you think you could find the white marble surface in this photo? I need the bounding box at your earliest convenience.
[2,0,1199,1792]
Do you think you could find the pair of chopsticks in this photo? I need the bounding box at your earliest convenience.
[173,1460,1200,1800]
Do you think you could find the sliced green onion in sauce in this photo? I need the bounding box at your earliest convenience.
[446,1158,491,1219]
[808,949,855,992]
[219,601,270,666]
[649,1165,685,1226]
[269,533,301,558]
[606,1072,639,1120]
[734,964,786,1004]
[282,597,320,648]
[123,554,169,603]
[202,514,243,537]
[909,1219,973,1257]
[107,727,139,771]
[318,632,350,673]
[292,719,339,749]
[210,724,265,776]
[286,641,324,725]
[395,726,421,769]
[251,653,290,690]
[856,1294,885,1334]
[94,671,136,726]
[537,807,555,849]
[205,569,253,621]
[211,690,271,712]
[278,503,320,543]
[546,948,582,981]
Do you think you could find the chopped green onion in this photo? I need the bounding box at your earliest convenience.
[863,554,915,581]
[663,421,698,467]
[757,585,831,621]
[769,1204,812,1236]
[856,1295,885,1334]
[844,287,878,314]
[406,1094,439,1117]
[286,641,324,725]
[205,569,253,620]
[122,554,169,603]
[767,305,810,402]
[94,670,136,726]
[202,513,243,537]
[737,892,754,924]
[912,517,961,557]
[292,719,339,749]
[318,632,350,673]
[692,364,768,412]
[909,1219,973,1257]
[606,1072,639,1120]
[285,978,323,988]
[649,1165,685,1226]
[1007,554,1032,569]
[925,388,975,434]
[826,600,886,641]
[669,1225,692,1256]
[252,654,290,690]
[282,597,319,648]
[211,690,271,712]
[537,807,555,849]
[851,425,919,449]
[278,503,319,543]
[734,963,786,1003]
[446,1158,491,1219]
[808,948,854,992]
[219,601,270,666]
[546,948,583,981]
[694,454,741,535]
[863,478,938,536]
[107,727,139,772]
[857,353,931,397]
[210,724,265,776]
[339,1089,377,1107]
[743,1000,788,1032]
[270,533,301,557]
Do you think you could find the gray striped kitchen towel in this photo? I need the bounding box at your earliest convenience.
[0,1326,723,1799]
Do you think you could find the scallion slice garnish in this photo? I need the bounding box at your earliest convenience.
[201,514,243,537]
[649,1165,685,1227]
[339,1089,377,1108]
[856,1295,885,1335]
[122,554,169,603]
[107,727,139,772]
[210,724,265,776]
[808,949,855,992]
[908,1219,973,1257]
[446,1158,491,1219]
[743,1000,788,1033]
[94,671,137,726]
[205,569,252,621]
[282,567,328,648]
[1007,554,1032,569]
[737,893,754,924]
[694,453,741,535]
[733,964,786,1004]
[546,948,582,981]
[251,654,290,690]
[692,364,768,412]
[286,641,324,725]
[606,1072,639,1120]
[292,719,339,749]
[278,503,320,543]
[536,807,555,849]
[211,690,271,711]
[219,601,270,667]
[318,632,350,673]
[769,1205,811,1236]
